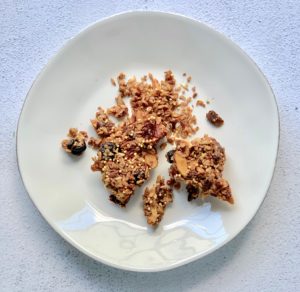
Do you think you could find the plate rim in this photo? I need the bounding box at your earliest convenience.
[16,10,280,272]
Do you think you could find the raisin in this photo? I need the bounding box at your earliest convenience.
[186,184,199,201]
[202,180,212,192]
[206,110,224,127]
[133,171,146,185]
[109,194,124,206]
[166,150,175,163]
[71,140,86,155]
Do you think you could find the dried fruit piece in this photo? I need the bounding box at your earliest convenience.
[166,150,175,163]
[61,128,88,156]
[206,110,224,127]
[168,135,233,204]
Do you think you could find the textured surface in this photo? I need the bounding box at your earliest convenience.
[0,1,299,291]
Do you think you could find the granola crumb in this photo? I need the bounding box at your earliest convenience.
[61,128,88,156]
[206,110,224,127]
[187,76,192,83]
[196,100,206,107]
[143,176,173,226]
[192,93,198,99]
[183,72,187,77]
[168,135,233,204]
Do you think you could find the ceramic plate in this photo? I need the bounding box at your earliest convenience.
[17,11,279,272]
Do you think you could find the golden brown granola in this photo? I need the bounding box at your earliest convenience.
[167,135,233,204]
[143,176,173,226]
[62,71,232,227]
[107,95,128,118]
[61,128,88,156]
[117,71,198,139]
[91,111,167,206]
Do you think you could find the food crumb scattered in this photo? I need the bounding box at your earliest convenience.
[196,100,206,107]
[206,110,224,127]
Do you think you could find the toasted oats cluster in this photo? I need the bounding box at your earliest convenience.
[90,109,167,206]
[143,176,173,226]
[117,71,198,139]
[168,135,233,204]
[61,128,88,156]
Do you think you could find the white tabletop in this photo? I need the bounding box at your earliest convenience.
[1,1,299,291]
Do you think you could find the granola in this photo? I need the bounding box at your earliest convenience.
[168,135,233,204]
[118,70,199,139]
[143,176,173,226]
[61,128,88,155]
[91,110,167,206]
[61,70,232,227]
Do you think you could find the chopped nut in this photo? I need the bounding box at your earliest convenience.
[144,153,158,169]
[174,152,188,176]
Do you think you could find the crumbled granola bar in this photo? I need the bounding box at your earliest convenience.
[196,100,206,107]
[117,70,198,139]
[91,112,167,206]
[61,128,88,156]
[168,135,233,204]
[107,95,128,119]
[143,176,173,226]
[91,107,115,137]
[206,110,224,127]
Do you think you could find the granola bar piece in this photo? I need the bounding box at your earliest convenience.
[143,176,173,226]
[91,112,167,206]
[168,135,233,204]
[61,128,88,156]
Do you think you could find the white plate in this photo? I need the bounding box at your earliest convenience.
[17,11,279,272]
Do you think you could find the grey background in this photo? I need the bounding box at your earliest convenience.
[1,1,299,291]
